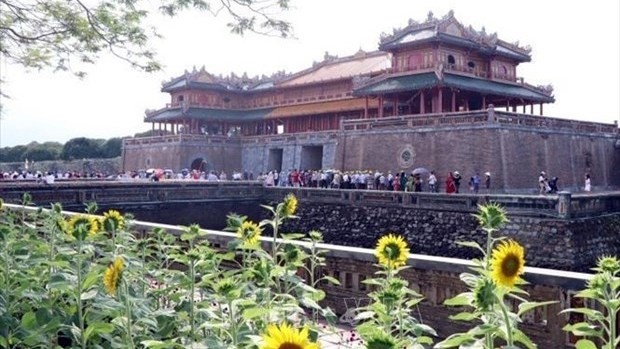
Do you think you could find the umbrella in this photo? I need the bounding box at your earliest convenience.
[411,167,430,175]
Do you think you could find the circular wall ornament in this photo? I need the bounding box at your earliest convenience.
[397,145,415,168]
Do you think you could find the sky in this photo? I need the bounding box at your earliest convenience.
[0,0,619,147]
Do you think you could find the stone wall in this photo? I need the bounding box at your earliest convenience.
[335,120,619,192]
[122,135,242,173]
[266,192,620,272]
[0,158,120,175]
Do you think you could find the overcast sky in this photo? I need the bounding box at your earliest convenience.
[1,0,619,147]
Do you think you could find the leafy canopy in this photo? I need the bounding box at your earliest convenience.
[0,0,292,75]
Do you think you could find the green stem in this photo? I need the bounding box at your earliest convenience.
[228,299,237,346]
[76,239,86,349]
[3,238,11,342]
[485,332,494,349]
[498,295,513,347]
[189,259,196,343]
[605,288,617,348]
[123,280,135,349]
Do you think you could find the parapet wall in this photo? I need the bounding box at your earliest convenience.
[335,110,620,192]
[265,188,620,272]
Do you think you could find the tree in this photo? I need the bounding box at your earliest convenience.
[0,144,27,162]
[61,137,103,160]
[22,141,63,161]
[100,137,122,158]
[0,0,292,76]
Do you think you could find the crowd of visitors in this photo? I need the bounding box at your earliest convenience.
[1,167,593,194]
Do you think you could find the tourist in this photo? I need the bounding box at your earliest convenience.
[473,173,481,194]
[393,173,401,191]
[405,174,415,192]
[445,172,456,194]
[428,171,437,192]
[584,173,591,192]
[453,171,462,193]
[484,172,491,193]
[291,169,300,187]
[414,174,422,192]
[273,170,279,186]
[538,171,547,195]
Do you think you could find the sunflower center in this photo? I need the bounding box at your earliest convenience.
[501,254,520,277]
[278,343,303,349]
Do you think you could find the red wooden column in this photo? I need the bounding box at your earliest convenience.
[437,88,443,113]
[540,103,543,115]
[482,96,487,110]
[420,90,425,114]
[530,104,534,114]
[364,97,369,118]
[451,90,456,112]
[378,96,384,118]
[506,100,510,111]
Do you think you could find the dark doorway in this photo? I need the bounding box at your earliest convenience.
[268,149,283,172]
[468,95,483,111]
[300,146,323,170]
[190,158,209,172]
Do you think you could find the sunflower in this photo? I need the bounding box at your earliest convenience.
[364,331,397,349]
[281,194,298,217]
[595,255,620,274]
[473,278,496,312]
[375,234,410,269]
[103,256,124,296]
[491,240,525,288]
[68,215,100,240]
[261,323,320,349]
[237,220,261,246]
[101,210,125,232]
[474,203,509,230]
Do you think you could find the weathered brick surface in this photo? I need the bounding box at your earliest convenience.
[334,124,619,192]
[272,200,620,272]
[319,256,575,348]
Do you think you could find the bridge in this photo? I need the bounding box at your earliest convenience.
[1,181,619,272]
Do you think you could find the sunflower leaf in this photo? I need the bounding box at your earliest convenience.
[516,300,557,316]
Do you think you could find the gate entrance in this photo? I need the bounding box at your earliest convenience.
[268,149,283,172]
[300,146,323,170]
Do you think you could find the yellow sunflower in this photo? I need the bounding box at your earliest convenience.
[261,323,320,349]
[103,256,124,296]
[101,210,125,232]
[375,234,410,269]
[237,220,262,246]
[281,194,298,217]
[68,215,100,240]
[491,240,525,288]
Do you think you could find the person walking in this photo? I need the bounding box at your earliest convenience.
[428,171,437,192]
[584,173,592,192]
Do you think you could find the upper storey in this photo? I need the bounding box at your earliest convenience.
[379,11,532,82]
[155,51,390,111]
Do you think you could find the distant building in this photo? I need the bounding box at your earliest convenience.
[123,11,619,191]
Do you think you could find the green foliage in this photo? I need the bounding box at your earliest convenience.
[561,256,620,349]
[22,141,63,161]
[0,145,27,162]
[100,137,122,158]
[0,195,337,348]
[61,137,104,160]
[435,204,556,349]
[0,0,292,76]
